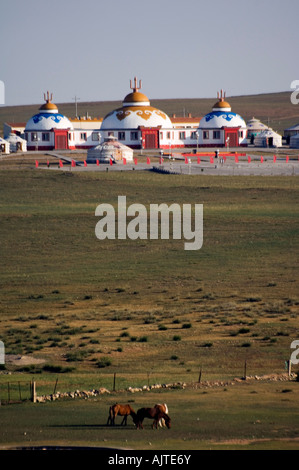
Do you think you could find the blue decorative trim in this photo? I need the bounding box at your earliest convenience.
[32,113,65,124]
[205,111,237,123]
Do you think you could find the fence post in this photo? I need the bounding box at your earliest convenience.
[31,381,36,403]
[288,360,292,377]
[53,378,58,395]
[243,360,247,381]
[113,373,116,392]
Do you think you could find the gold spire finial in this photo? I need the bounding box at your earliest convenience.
[217,89,226,102]
[130,77,142,93]
[43,91,53,103]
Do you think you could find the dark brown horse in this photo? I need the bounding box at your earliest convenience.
[107,403,138,426]
[136,407,171,429]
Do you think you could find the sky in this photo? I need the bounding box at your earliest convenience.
[1,0,299,106]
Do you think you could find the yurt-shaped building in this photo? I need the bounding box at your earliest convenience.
[284,123,299,145]
[87,136,133,163]
[254,129,282,148]
[197,90,247,147]
[100,77,173,149]
[25,92,73,150]
[6,133,27,152]
[0,137,10,154]
[290,133,299,149]
[246,117,269,144]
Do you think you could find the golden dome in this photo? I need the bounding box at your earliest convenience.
[213,100,231,109]
[123,91,150,103]
[122,77,150,106]
[213,89,231,110]
[39,91,58,112]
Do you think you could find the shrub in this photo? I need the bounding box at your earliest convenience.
[238,327,250,334]
[96,357,111,368]
[42,364,74,373]
[173,335,181,341]
[138,336,148,342]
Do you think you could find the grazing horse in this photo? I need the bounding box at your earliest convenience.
[155,403,168,427]
[107,403,138,426]
[136,407,171,429]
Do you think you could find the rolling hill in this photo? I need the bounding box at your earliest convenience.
[1,91,298,137]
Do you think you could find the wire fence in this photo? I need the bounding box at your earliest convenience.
[0,380,33,404]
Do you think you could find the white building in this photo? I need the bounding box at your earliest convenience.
[6,133,27,152]
[197,90,247,147]
[100,77,200,149]
[254,129,282,148]
[25,92,74,150]
[87,136,133,163]
[246,117,269,144]
[0,137,10,154]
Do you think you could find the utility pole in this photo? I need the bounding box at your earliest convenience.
[73,95,80,118]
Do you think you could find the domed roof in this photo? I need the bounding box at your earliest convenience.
[246,117,269,132]
[101,77,173,130]
[25,92,73,131]
[123,91,150,105]
[38,92,59,112]
[87,136,133,162]
[198,90,246,130]
[212,90,231,111]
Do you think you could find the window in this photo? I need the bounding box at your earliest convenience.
[31,132,38,142]
[179,132,186,140]
[108,132,114,137]
[167,132,171,139]
[80,132,87,141]
[160,132,163,140]
[239,130,243,138]
[42,132,50,142]
[130,131,138,141]
[118,131,125,141]
[203,131,209,140]
[191,131,197,139]
[213,130,221,139]
[92,132,100,141]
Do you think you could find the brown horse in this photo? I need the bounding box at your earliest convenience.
[136,407,171,429]
[107,403,138,426]
[155,403,169,427]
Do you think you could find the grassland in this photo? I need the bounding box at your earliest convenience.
[0,164,298,449]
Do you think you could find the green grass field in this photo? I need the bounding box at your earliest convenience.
[0,166,298,449]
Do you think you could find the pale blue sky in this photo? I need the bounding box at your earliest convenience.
[1,0,299,106]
